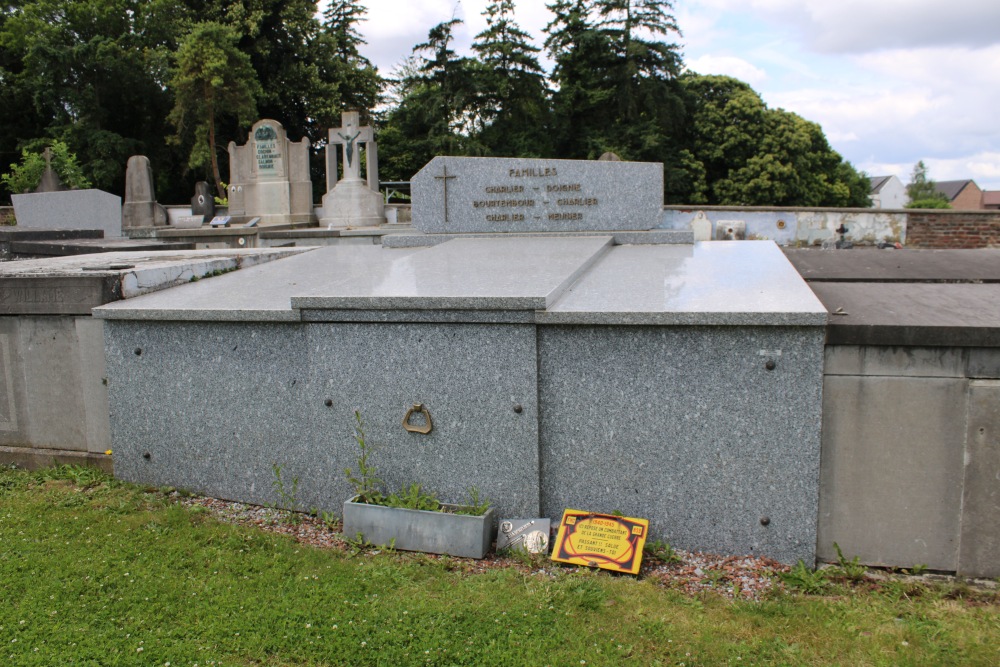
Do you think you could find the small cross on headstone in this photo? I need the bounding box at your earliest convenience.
[434,164,457,224]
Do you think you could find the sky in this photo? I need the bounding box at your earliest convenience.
[344,0,1000,190]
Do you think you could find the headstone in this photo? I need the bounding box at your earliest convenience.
[411,156,663,234]
[34,148,65,193]
[12,190,122,238]
[227,120,313,226]
[691,211,712,242]
[190,181,215,223]
[122,156,168,229]
[320,110,385,228]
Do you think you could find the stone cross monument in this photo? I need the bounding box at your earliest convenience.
[34,147,66,193]
[320,111,385,228]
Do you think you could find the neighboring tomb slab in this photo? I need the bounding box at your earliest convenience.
[411,156,663,234]
[12,190,122,238]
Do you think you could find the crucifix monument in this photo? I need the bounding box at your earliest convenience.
[320,110,385,228]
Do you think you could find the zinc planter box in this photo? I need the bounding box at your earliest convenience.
[343,498,495,559]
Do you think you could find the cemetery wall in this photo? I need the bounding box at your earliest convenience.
[905,210,1000,248]
[662,205,1000,249]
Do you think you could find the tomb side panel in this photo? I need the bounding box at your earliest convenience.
[817,374,966,570]
[537,325,825,566]
[958,380,1000,578]
[104,321,314,509]
[305,322,540,518]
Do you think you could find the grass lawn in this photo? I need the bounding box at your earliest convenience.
[1,465,997,666]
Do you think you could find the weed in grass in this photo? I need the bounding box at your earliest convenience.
[831,542,868,582]
[644,539,682,564]
[780,560,828,593]
[910,563,929,575]
[271,463,301,511]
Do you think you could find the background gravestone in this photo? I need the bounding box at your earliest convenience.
[12,190,122,238]
[227,119,313,226]
[191,181,215,223]
[122,155,167,229]
[34,147,65,193]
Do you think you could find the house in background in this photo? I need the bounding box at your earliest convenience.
[934,179,984,209]
[982,190,1000,210]
[869,175,908,209]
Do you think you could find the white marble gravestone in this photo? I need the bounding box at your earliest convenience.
[320,111,384,228]
[227,120,313,226]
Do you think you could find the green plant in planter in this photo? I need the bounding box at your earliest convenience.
[455,486,491,516]
[344,412,492,515]
[385,483,441,511]
[344,411,384,505]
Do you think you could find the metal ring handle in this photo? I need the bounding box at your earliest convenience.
[402,403,433,434]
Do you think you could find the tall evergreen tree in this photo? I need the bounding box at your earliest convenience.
[318,0,381,115]
[470,0,550,156]
[904,160,950,208]
[378,20,483,180]
[168,21,261,197]
[545,0,684,164]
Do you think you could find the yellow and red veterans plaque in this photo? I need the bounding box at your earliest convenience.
[551,510,650,575]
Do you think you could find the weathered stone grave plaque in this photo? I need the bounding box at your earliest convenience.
[496,518,551,554]
[551,510,649,575]
[411,156,663,233]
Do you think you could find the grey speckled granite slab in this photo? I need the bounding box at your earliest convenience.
[93,245,421,321]
[292,236,613,311]
[412,156,663,233]
[105,319,542,519]
[540,241,828,326]
[381,229,694,248]
[100,238,827,564]
[538,324,825,565]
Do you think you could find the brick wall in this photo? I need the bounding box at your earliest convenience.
[907,211,1000,248]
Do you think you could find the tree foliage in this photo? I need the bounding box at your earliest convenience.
[168,22,260,198]
[0,0,872,209]
[0,0,381,203]
[904,160,951,208]
[470,0,550,156]
[1,140,91,193]
[675,74,870,207]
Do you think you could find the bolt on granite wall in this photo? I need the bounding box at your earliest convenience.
[538,325,826,565]
[104,319,541,518]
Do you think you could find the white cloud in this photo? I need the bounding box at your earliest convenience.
[685,56,767,86]
[714,0,1000,53]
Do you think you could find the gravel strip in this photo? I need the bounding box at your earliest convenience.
[178,495,790,600]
